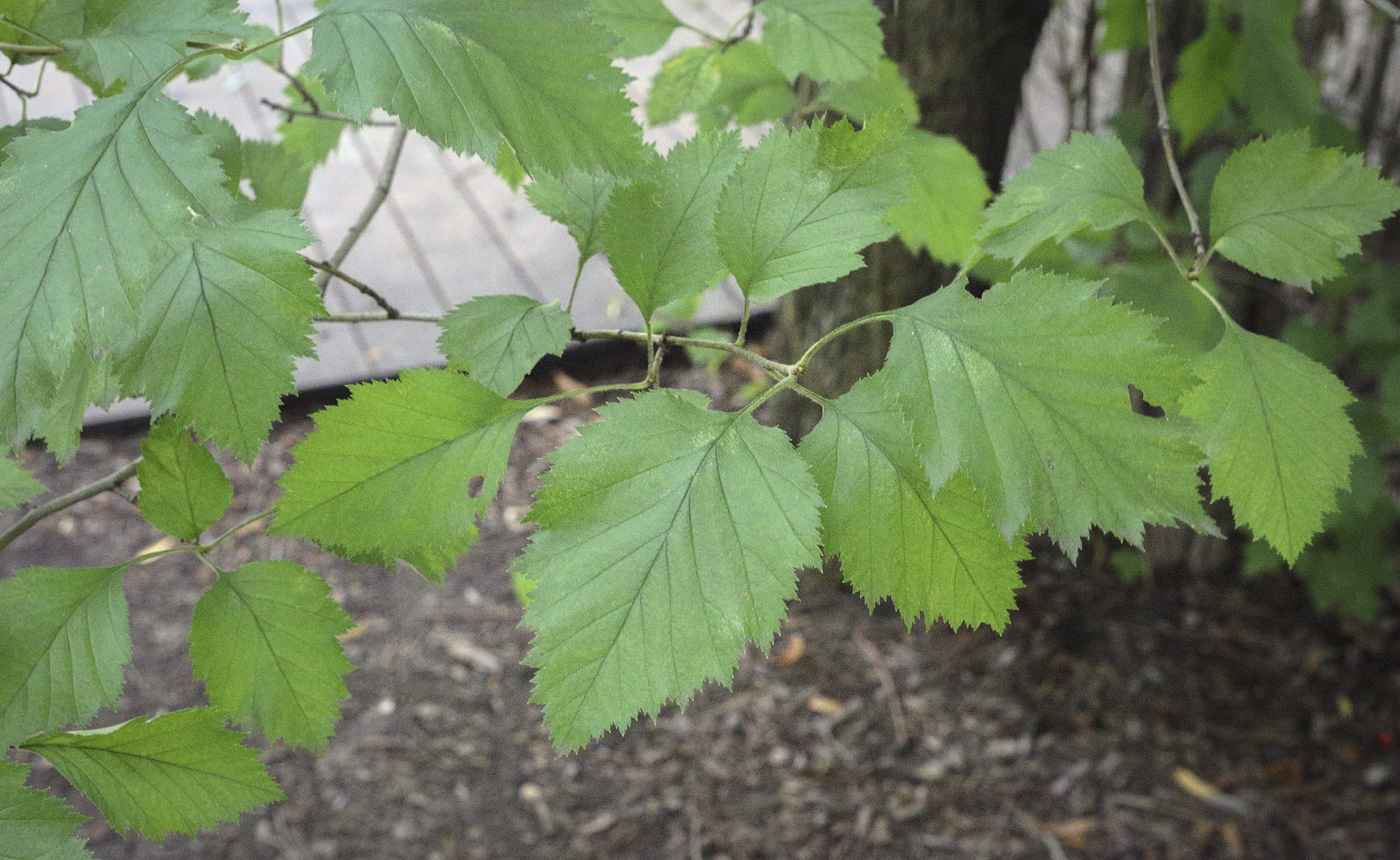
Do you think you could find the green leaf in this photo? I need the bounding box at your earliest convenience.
[820,58,919,126]
[0,566,130,749]
[242,141,317,211]
[136,418,233,541]
[518,389,822,751]
[0,118,69,168]
[0,456,43,511]
[0,762,92,860]
[883,272,1211,553]
[978,132,1154,264]
[20,709,283,843]
[47,0,252,91]
[306,0,644,175]
[190,561,353,751]
[1208,132,1400,288]
[799,377,1026,631]
[695,40,796,131]
[117,209,323,461]
[887,130,991,266]
[1168,19,1236,149]
[526,170,619,262]
[276,77,345,169]
[1096,0,1148,52]
[1179,322,1361,562]
[0,83,233,450]
[1231,0,1320,134]
[437,295,573,396]
[591,0,681,57]
[271,369,533,581]
[759,0,883,83]
[646,46,722,125]
[1107,260,1227,356]
[602,130,743,319]
[716,116,909,302]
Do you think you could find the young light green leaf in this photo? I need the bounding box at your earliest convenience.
[886,130,992,266]
[883,272,1211,553]
[978,132,1154,264]
[0,762,92,860]
[32,0,251,91]
[438,295,573,396]
[1168,20,1236,149]
[799,377,1026,631]
[276,77,345,170]
[20,709,284,843]
[695,40,797,131]
[1208,132,1400,288]
[526,170,620,262]
[821,58,920,126]
[306,0,644,175]
[271,369,533,582]
[0,455,43,511]
[591,0,682,57]
[602,131,743,319]
[1179,322,1361,562]
[0,566,130,749]
[0,84,233,449]
[137,418,233,541]
[190,561,354,752]
[759,0,883,83]
[717,117,909,302]
[118,209,323,461]
[518,389,822,751]
[646,46,722,125]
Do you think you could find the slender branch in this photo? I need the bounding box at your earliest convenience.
[315,123,409,291]
[0,459,142,554]
[573,328,796,377]
[1145,0,1206,266]
[277,66,320,113]
[306,259,403,318]
[203,507,274,553]
[260,98,398,126]
[313,312,442,323]
[0,41,60,55]
[1364,0,1400,21]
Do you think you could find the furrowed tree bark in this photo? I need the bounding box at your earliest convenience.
[776,0,1053,436]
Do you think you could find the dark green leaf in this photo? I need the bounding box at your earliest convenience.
[0,566,130,748]
[21,709,283,843]
[0,762,92,860]
[0,456,43,512]
[306,0,645,175]
[190,561,354,751]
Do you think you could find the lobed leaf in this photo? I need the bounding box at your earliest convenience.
[978,132,1154,264]
[190,561,354,752]
[1167,19,1236,148]
[0,566,131,749]
[695,40,796,131]
[759,0,884,83]
[0,455,43,512]
[883,271,1211,553]
[1179,322,1362,562]
[271,369,534,581]
[137,418,233,541]
[518,389,821,751]
[886,130,991,266]
[0,762,92,860]
[799,377,1026,631]
[438,295,574,396]
[117,208,323,461]
[1208,132,1400,288]
[20,709,283,843]
[646,46,722,125]
[306,0,644,175]
[602,131,744,319]
[716,117,909,302]
[526,170,620,262]
[0,83,232,450]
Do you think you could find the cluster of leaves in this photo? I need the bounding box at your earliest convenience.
[0,0,1397,853]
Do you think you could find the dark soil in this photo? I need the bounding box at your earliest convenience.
[5,352,1400,860]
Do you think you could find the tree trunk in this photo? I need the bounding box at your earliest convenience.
[776,0,1053,436]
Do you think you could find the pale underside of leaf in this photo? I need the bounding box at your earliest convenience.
[519,389,821,751]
